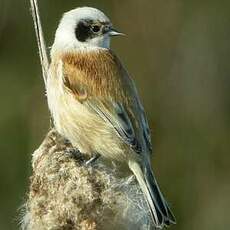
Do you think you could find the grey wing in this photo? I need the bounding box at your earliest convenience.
[126,73,153,153]
[125,68,153,154]
[139,103,153,153]
[85,97,152,155]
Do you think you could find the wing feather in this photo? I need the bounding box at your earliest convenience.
[86,99,142,153]
[61,49,152,154]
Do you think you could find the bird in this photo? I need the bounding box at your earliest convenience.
[46,6,176,229]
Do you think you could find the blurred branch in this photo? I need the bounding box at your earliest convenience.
[20,129,154,230]
[30,0,49,87]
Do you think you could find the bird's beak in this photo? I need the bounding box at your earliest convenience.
[108,28,126,36]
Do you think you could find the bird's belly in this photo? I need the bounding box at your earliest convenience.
[47,81,127,161]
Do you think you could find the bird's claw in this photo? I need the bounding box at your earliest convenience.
[85,153,100,166]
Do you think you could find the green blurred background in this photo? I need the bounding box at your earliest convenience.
[0,0,230,229]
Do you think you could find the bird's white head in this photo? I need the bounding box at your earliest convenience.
[51,7,123,55]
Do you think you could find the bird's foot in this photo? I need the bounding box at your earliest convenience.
[85,153,101,166]
[66,147,81,156]
[66,147,85,163]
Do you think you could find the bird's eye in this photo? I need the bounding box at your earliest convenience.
[92,25,101,33]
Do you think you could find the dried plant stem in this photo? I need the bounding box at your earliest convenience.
[30,0,49,86]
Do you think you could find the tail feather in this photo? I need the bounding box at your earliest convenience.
[144,165,176,224]
[166,204,176,224]
[129,160,176,228]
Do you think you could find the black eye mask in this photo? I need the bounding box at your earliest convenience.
[75,19,104,42]
[75,20,92,42]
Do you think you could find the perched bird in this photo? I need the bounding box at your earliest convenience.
[47,7,175,228]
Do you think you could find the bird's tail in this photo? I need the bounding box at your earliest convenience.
[128,160,176,229]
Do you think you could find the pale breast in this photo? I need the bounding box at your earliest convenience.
[47,59,128,161]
